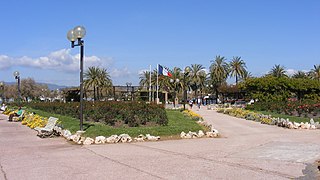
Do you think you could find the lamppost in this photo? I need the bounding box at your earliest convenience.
[0,81,4,103]
[206,84,213,105]
[13,71,21,104]
[182,67,191,110]
[126,82,132,101]
[67,25,86,131]
[170,78,179,107]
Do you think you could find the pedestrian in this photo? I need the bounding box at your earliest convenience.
[197,96,201,110]
[0,103,6,112]
[189,99,193,109]
[8,107,23,122]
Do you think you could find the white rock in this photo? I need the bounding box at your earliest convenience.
[106,135,118,143]
[305,123,311,129]
[63,130,72,138]
[210,129,219,137]
[206,132,214,138]
[180,132,186,138]
[300,122,306,129]
[69,134,81,142]
[287,122,294,129]
[185,133,192,139]
[212,129,219,134]
[146,134,160,141]
[310,118,315,125]
[83,137,94,145]
[53,126,62,135]
[134,137,144,142]
[310,125,316,130]
[118,134,132,143]
[293,122,300,129]
[198,130,205,137]
[77,137,85,144]
[95,136,106,144]
[137,134,145,139]
[315,122,320,129]
[187,131,198,138]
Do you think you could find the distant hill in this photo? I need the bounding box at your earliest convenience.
[4,82,69,91]
[39,83,69,91]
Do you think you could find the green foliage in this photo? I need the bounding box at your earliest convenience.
[25,102,168,127]
[240,76,320,101]
[246,100,320,118]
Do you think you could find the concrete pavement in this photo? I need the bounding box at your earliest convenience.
[0,108,319,180]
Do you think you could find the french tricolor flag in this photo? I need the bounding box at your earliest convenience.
[158,64,172,77]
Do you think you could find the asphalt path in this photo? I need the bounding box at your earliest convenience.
[0,107,319,180]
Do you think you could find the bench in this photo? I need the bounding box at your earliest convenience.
[34,117,59,138]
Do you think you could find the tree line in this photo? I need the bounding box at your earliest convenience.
[1,59,319,103]
[139,56,320,102]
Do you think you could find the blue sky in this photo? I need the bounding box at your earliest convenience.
[0,0,319,86]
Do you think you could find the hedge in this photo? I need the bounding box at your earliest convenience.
[25,101,168,127]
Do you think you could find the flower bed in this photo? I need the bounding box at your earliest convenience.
[217,107,320,130]
[182,110,203,121]
[246,100,320,118]
[3,109,55,129]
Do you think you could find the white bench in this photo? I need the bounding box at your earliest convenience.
[34,117,59,138]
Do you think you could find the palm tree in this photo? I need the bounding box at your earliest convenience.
[188,64,206,97]
[310,64,320,81]
[97,67,112,100]
[84,66,112,101]
[84,67,100,101]
[209,55,229,102]
[292,71,308,79]
[210,55,229,84]
[240,71,253,82]
[139,70,151,90]
[268,64,287,78]
[229,56,247,85]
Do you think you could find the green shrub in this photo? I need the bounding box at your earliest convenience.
[25,101,168,127]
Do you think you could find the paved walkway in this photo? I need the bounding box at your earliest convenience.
[0,108,319,180]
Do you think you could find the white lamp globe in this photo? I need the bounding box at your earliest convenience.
[67,29,76,42]
[13,71,20,77]
[73,26,86,39]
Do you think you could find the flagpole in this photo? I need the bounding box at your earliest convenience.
[149,65,151,102]
[156,64,159,104]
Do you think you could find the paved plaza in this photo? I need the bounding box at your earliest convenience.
[0,108,319,180]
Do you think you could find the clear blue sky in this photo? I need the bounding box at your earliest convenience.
[0,0,319,86]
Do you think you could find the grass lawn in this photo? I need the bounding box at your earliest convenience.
[27,108,207,138]
[256,110,320,123]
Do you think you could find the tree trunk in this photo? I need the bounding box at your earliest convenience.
[236,75,239,100]
[97,86,100,101]
[93,86,96,101]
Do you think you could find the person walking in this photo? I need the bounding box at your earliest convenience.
[189,99,193,109]
[197,96,201,110]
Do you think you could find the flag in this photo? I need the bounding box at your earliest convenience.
[158,64,172,77]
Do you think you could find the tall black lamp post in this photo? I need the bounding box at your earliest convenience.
[67,26,86,131]
[182,67,190,110]
[13,71,21,104]
[0,81,4,103]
